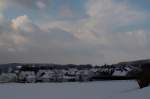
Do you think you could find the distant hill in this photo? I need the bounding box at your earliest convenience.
[0,59,150,73]
[118,59,150,65]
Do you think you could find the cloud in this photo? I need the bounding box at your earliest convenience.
[8,0,35,8]
[0,15,87,64]
[11,15,36,33]
[0,0,5,21]
[4,0,49,9]
[0,29,28,51]
[0,0,150,64]
[0,14,3,23]
[0,15,29,50]
[0,0,4,8]
[43,0,147,41]
[36,1,46,9]
[82,0,147,35]
[38,0,150,64]
[59,5,74,17]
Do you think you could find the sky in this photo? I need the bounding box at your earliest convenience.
[0,0,150,64]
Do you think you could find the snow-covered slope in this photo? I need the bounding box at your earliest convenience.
[0,81,149,99]
[112,85,150,99]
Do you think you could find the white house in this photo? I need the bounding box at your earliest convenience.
[36,70,55,82]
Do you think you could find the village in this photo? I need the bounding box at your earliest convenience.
[0,63,137,83]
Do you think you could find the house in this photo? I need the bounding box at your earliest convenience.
[36,70,55,82]
[76,69,93,81]
[112,70,127,76]
[18,71,36,83]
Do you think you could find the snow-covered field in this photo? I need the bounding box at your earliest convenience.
[0,81,149,99]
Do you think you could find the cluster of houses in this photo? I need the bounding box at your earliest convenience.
[0,63,137,83]
[17,66,93,83]
[0,60,149,88]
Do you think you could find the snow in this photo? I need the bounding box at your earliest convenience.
[111,84,150,99]
[113,70,127,76]
[0,81,149,99]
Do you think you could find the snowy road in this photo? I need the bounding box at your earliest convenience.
[0,81,148,99]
